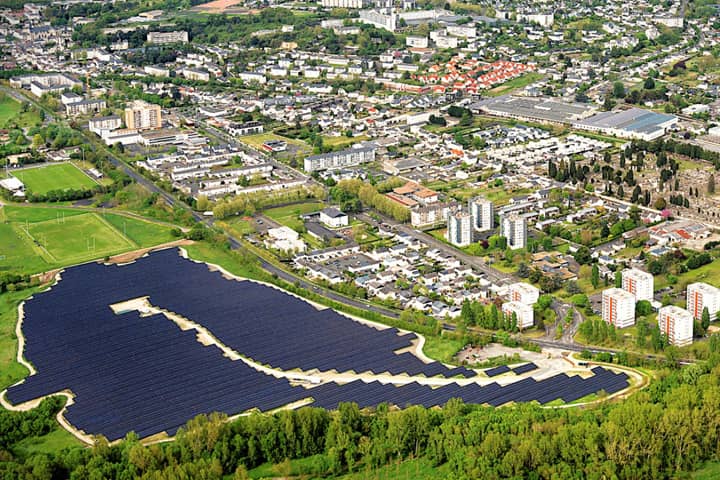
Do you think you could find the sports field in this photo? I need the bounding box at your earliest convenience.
[0,206,179,274]
[13,163,97,195]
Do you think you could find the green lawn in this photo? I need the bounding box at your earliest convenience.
[422,336,464,364]
[0,95,21,127]
[13,163,97,195]
[11,428,81,457]
[103,213,178,247]
[0,288,37,390]
[0,206,182,274]
[218,217,256,237]
[264,202,324,231]
[486,72,544,97]
[694,461,720,479]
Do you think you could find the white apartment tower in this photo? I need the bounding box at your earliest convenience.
[469,197,493,232]
[507,282,540,305]
[500,214,527,250]
[657,305,694,347]
[446,211,473,247]
[621,268,654,302]
[602,288,636,328]
[686,282,720,321]
[502,301,534,329]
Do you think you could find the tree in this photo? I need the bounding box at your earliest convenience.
[591,264,600,289]
[612,81,625,98]
[573,246,592,265]
[702,307,711,331]
[614,270,622,288]
[636,300,653,317]
[644,77,655,90]
[708,174,715,195]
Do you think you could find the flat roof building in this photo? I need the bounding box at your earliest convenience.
[507,282,540,305]
[622,268,654,302]
[125,100,162,131]
[502,301,534,329]
[602,288,636,328]
[470,197,493,232]
[687,282,720,321]
[501,214,526,250]
[447,211,473,247]
[658,305,693,347]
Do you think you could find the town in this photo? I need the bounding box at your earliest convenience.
[0,0,720,478]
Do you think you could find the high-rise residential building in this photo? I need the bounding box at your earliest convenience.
[621,268,654,302]
[446,211,473,247]
[500,214,527,250]
[507,282,540,305]
[502,301,534,329]
[124,100,162,130]
[469,197,493,232]
[657,305,694,347]
[602,288,636,328]
[686,282,720,321]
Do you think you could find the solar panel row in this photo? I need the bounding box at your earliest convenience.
[6,249,629,441]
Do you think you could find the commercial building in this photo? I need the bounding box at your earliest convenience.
[502,301,534,329]
[147,31,188,44]
[574,108,678,141]
[621,268,654,302]
[469,197,493,232]
[124,100,162,130]
[470,95,596,126]
[446,211,473,247]
[507,282,540,305]
[500,214,527,250]
[657,305,694,347]
[602,288,636,328]
[686,282,720,321]
[304,144,376,172]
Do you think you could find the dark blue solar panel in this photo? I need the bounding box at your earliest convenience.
[485,365,511,377]
[511,363,538,375]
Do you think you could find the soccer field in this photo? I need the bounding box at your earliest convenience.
[0,206,179,273]
[25,213,134,264]
[13,163,97,195]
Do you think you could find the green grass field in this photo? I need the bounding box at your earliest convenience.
[239,133,310,152]
[103,214,178,247]
[422,336,464,364]
[0,206,180,274]
[694,461,720,479]
[0,95,22,127]
[264,202,324,230]
[13,163,97,195]
[487,72,544,97]
[322,134,369,149]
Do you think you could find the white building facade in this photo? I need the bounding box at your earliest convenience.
[621,268,654,302]
[658,305,694,347]
[470,197,493,232]
[446,211,473,247]
[602,288,636,328]
[500,214,527,250]
[686,282,720,321]
[502,301,534,329]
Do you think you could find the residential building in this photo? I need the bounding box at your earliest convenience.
[65,98,106,116]
[319,208,349,228]
[657,305,694,347]
[265,226,306,253]
[304,145,375,172]
[469,197,493,232]
[10,73,82,97]
[621,268,654,302]
[411,202,456,228]
[228,121,263,137]
[321,0,367,7]
[124,100,162,130]
[507,282,539,305]
[502,301,534,329]
[147,31,188,44]
[446,211,473,247]
[501,214,527,250]
[686,282,720,321]
[88,115,122,134]
[602,288,636,328]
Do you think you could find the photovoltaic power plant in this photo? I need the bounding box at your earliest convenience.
[6,249,629,440]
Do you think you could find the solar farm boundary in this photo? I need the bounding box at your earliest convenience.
[0,286,96,446]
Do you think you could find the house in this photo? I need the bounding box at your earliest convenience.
[319,207,349,228]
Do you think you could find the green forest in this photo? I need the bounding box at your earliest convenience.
[1,351,720,479]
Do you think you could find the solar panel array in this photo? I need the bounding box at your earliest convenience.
[309,367,627,409]
[6,249,630,440]
[485,365,511,377]
[511,363,539,375]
